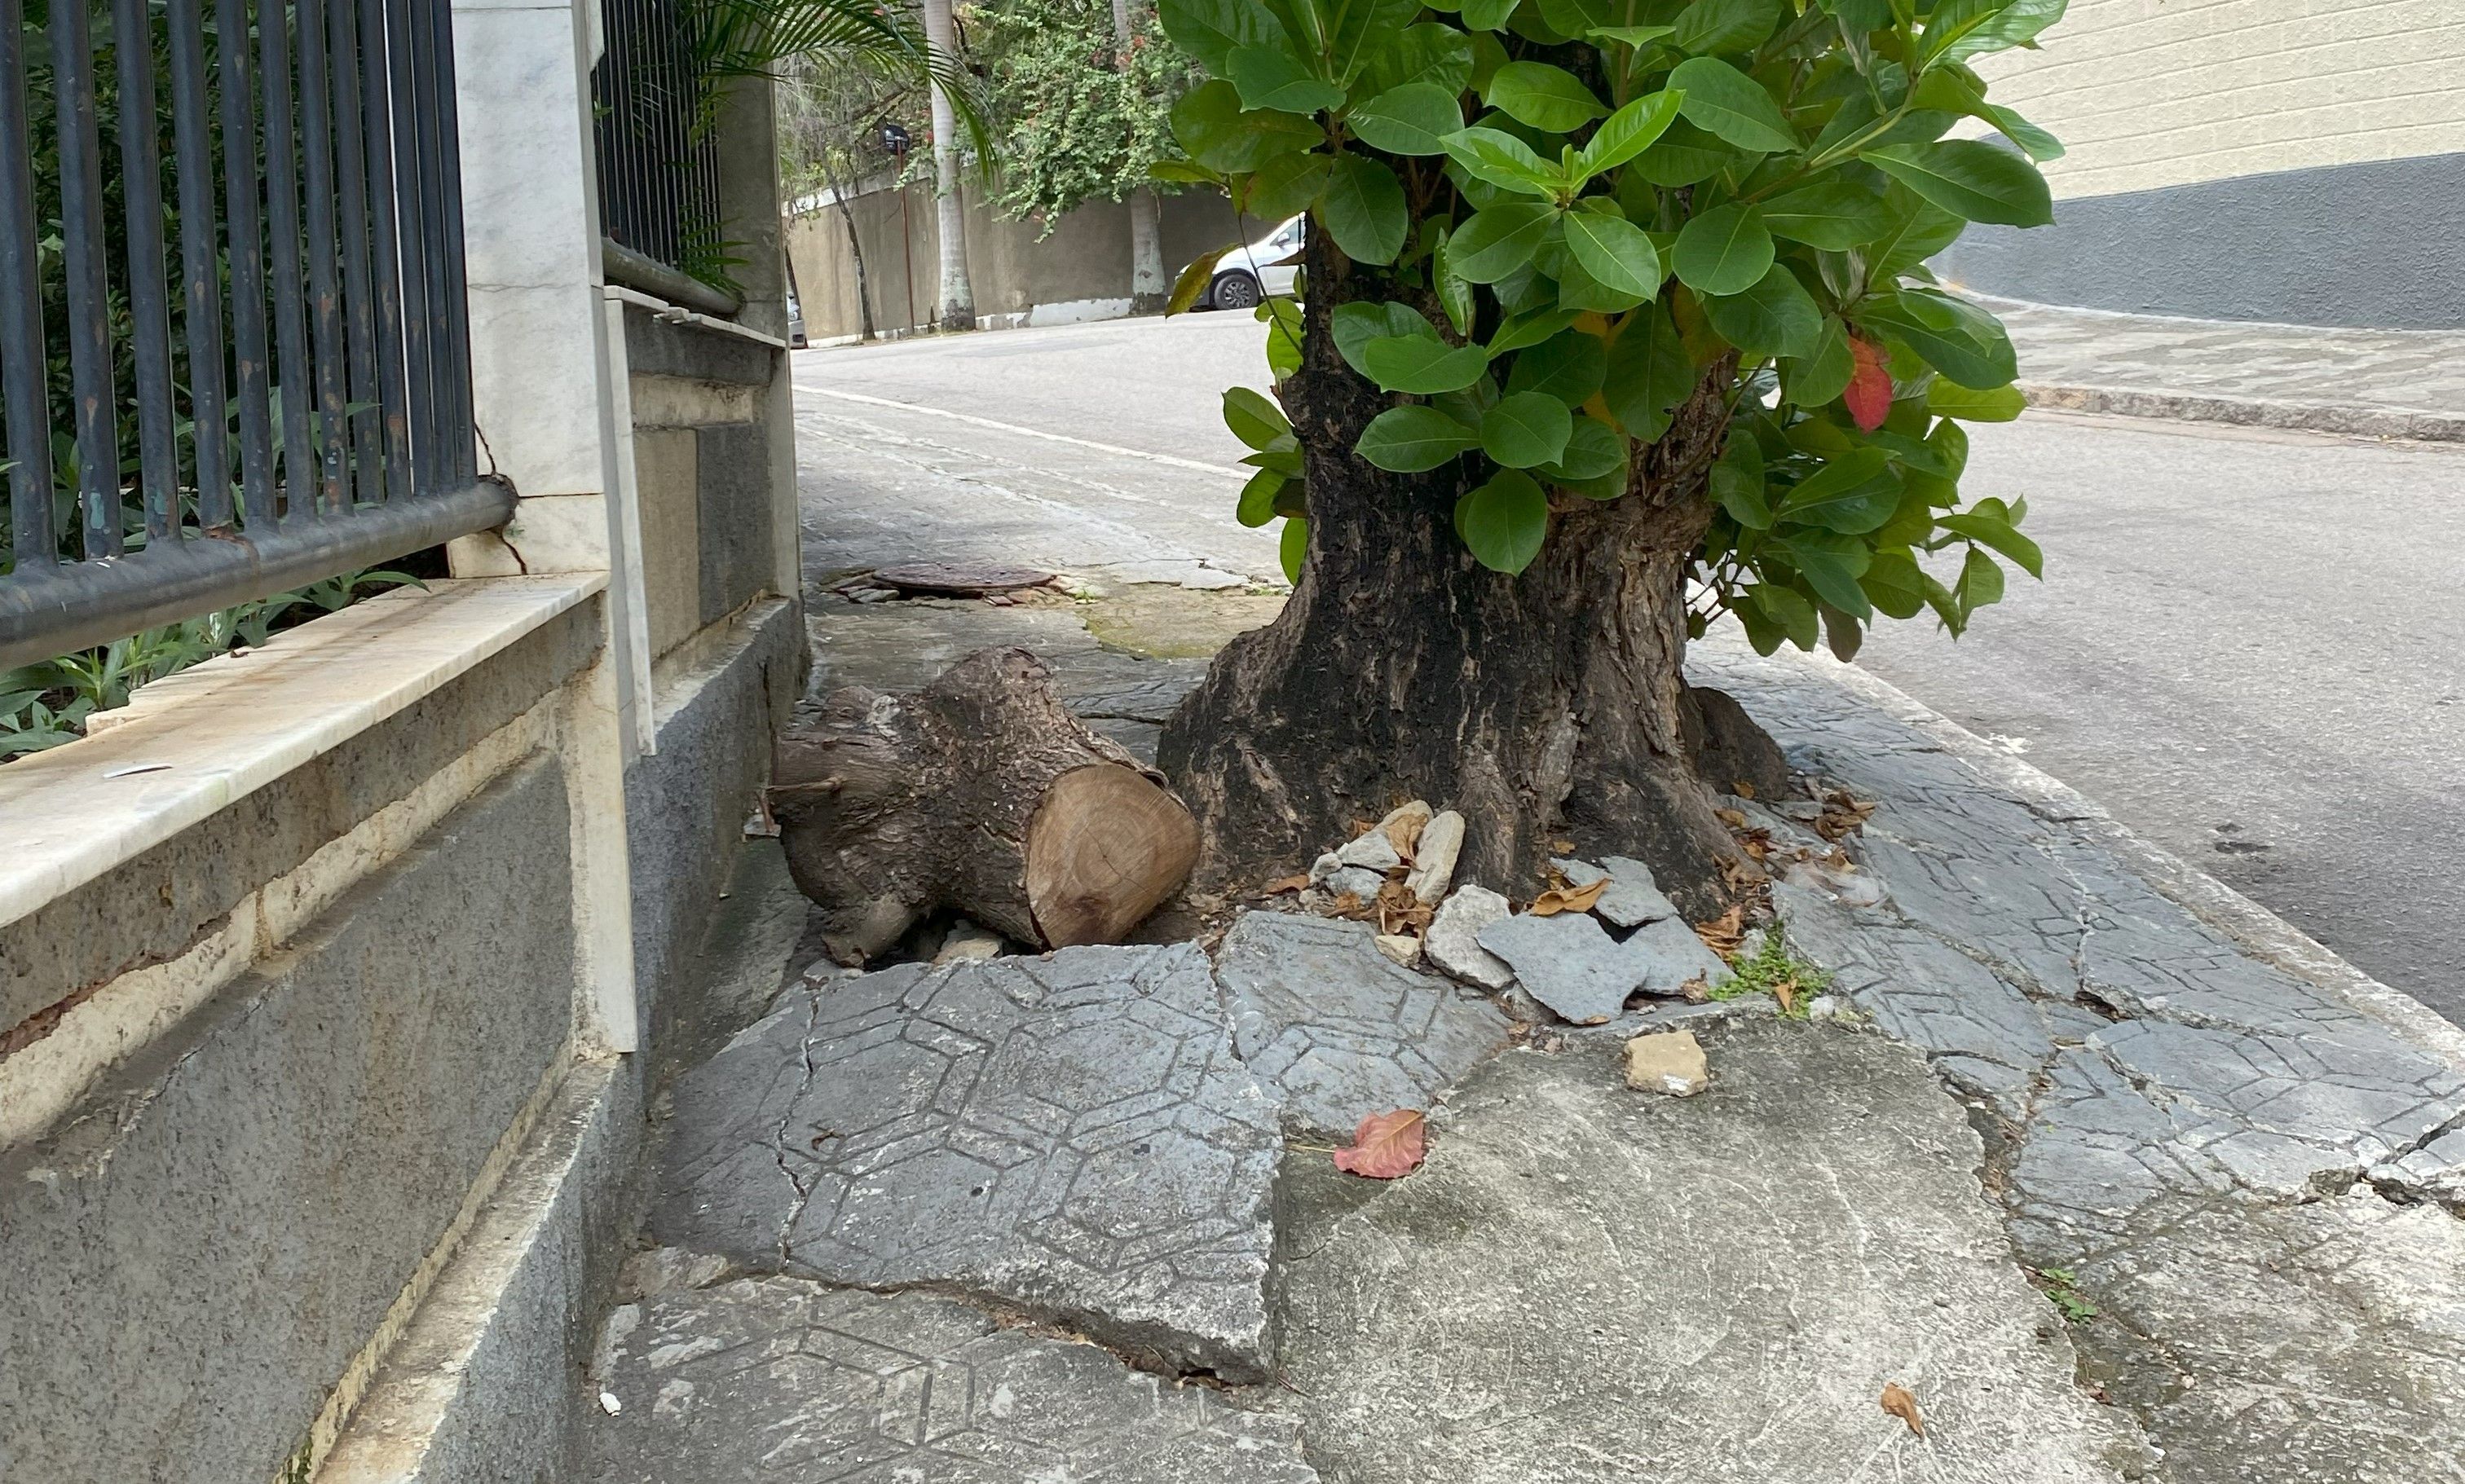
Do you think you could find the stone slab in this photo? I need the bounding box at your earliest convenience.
[1270,1024,2155,1482]
[1214,912,1512,1135]
[1621,915,1735,996]
[650,945,1284,1379]
[1592,856,1677,927]
[1424,885,1515,992]
[585,1278,1318,1482]
[1475,910,1635,1025]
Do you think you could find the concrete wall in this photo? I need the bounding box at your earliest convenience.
[788,183,1244,341]
[1938,0,2465,327]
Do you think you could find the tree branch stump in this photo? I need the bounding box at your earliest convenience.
[771,647,1201,965]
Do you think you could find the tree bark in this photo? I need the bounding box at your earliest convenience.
[819,162,876,342]
[918,0,975,332]
[775,649,1200,964]
[1158,231,1746,915]
[1107,0,1167,310]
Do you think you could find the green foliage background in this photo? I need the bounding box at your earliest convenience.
[1154,0,2062,659]
[973,0,1197,229]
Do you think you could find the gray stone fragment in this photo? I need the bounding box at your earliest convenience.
[1307,851,1343,883]
[1405,810,1465,904]
[586,1279,1319,1483]
[1270,1026,2156,1482]
[1550,856,1609,890]
[1323,865,1386,901]
[1336,830,1403,873]
[1214,912,1510,1135]
[1623,915,1735,996]
[650,945,1284,1380]
[1476,910,1636,1024]
[1423,885,1514,992]
[1592,856,1678,927]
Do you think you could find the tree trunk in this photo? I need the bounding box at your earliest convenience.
[774,649,1200,964]
[1157,231,1745,915]
[918,0,975,332]
[1107,0,1167,310]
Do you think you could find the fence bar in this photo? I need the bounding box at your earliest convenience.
[260,0,316,517]
[355,0,411,507]
[397,0,439,491]
[113,0,180,544]
[426,0,475,482]
[168,0,233,529]
[51,0,123,559]
[0,0,53,570]
[222,0,280,529]
[327,0,381,509]
[296,0,351,514]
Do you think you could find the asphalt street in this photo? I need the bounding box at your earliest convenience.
[794,311,2465,1023]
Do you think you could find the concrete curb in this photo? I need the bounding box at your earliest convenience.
[2021,381,2465,444]
[1773,645,2465,1077]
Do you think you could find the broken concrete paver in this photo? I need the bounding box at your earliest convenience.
[1592,855,1678,927]
[1423,885,1514,992]
[1621,915,1735,997]
[586,1278,1319,1483]
[1623,1029,1709,1095]
[1270,1024,2155,1483]
[1213,912,1510,1136]
[1475,909,1635,1024]
[650,945,1283,1379]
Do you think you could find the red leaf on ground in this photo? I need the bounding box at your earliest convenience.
[1845,335,1893,431]
[1333,1109,1427,1179]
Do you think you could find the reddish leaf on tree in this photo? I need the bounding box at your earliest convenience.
[1845,335,1893,432]
[1333,1109,1427,1179]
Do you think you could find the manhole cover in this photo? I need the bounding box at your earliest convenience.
[872,563,1055,596]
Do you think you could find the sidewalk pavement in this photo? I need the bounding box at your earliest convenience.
[1986,294,2465,443]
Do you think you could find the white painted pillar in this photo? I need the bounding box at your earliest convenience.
[447,0,646,1055]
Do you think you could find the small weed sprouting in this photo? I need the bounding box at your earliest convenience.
[1714,924,1835,1020]
[2034,1267,2100,1324]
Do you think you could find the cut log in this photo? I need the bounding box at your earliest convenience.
[771,647,1200,965]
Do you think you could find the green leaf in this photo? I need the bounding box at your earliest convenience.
[1260,296,1307,380]
[1955,544,2005,608]
[1671,0,1779,55]
[1244,152,1334,219]
[1440,127,1562,198]
[1454,469,1550,573]
[1361,332,1492,393]
[1867,187,1967,278]
[1861,548,1929,619]
[1280,515,1309,583]
[1480,390,1576,467]
[1861,288,2018,389]
[1938,504,2044,576]
[1505,328,1608,404]
[1317,154,1410,263]
[1237,468,1287,525]
[1167,243,1237,315]
[1555,211,1658,301]
[1484,62,1609,132]
[1332,300,1431,375]
[1631,119,1737,186]
[1748,583,1819,649]
[1588,23,1674,46]
[1360,22,1476,95]
[1229,45,1348,113]
[1172,81,1321,172]
[1776,529,1873,618]
[1915,0,2010,69]
[1554,256,1647,314]
[1702,262,1821,359]
[1937,0,2065,65]
[1158,0,1281,77]
[1669,57,1796,154]
[1149,159,1221,185]
[1352,82,1466,155]
[1223,386,1292,449]
[1241,444,1304,476]
[1783,314,1854,406]
[1488,305,1580,354]
[1448,200,1559,281]
[1778,447,1898,533]
[1574,89,1687,178]
[1328,0,1422,84]
[1356,405,1483,470]
[1711,433,1770,526]
[1539,414,1627,482]
[1757,182,1898,249]
[1434,227,1477,336]
[1601,300,1695,441]
[1928,379,2026,421]
[1865,140,2053,227]
[1458,0,1515,31]
[1671,202,1774,295]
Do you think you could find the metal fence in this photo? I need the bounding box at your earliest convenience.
[0,0,510,672]
[592,0,726,293]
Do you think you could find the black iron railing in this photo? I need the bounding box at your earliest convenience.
[0,0,509,672]
[592,0,727,295]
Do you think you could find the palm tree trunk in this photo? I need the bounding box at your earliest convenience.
[919,0,976,332]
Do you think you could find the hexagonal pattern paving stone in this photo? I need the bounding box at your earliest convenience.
[650,945,1284,1380]
[1213,912,1512,1135]
[585,1277,1319,1483]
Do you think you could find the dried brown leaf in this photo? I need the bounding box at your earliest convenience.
[1880,1382,1924,1438]
[1696,904,1747,956]
[1773,978,1797,1015]
[1552,838,1576,854]
[1734,779,1757,799]
[1384,814,1427,861]
[1714,808,1749,829]
[1263,874,1311,896]
[1333,1109,1427,1179]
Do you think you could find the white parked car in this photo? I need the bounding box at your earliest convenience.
[1196,216,1303,310]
